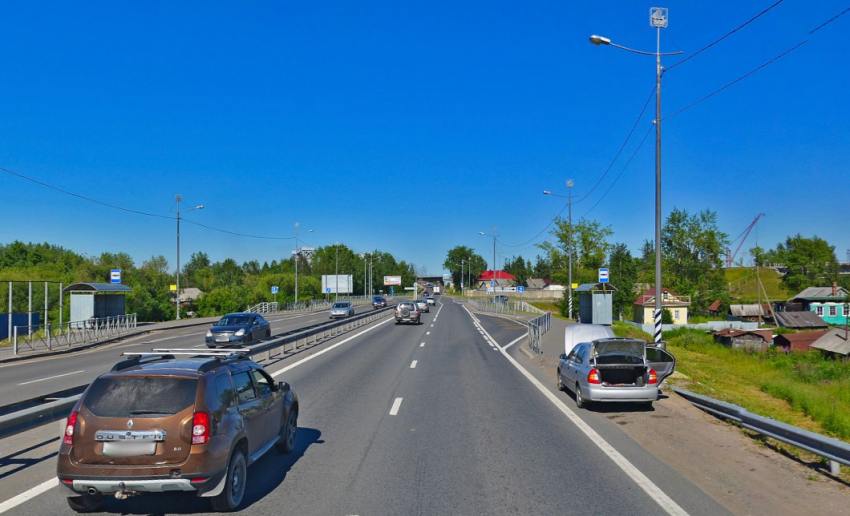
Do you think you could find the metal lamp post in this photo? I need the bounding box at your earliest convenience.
[479,231,497,296]
[543,179,575,319]
[293,224,313,305]
[175,195,204,320]
[589,7,681,343]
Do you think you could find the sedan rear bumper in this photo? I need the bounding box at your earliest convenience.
[585,384,659,402]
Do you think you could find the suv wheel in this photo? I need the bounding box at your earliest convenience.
[66,494,103,513]
[211,449,247,512]
[277,407,298,454]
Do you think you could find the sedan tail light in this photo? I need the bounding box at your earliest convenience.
[192,412,211,445]
[63,411,78,446]
[648,368,658,385]
[587,369,601,385]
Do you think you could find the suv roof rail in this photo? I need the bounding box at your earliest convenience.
[111,349,252,372]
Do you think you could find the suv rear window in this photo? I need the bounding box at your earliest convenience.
[84,376,198,418]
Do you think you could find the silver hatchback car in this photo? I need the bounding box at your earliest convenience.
[557,337,675,409]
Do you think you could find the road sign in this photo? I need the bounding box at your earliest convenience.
[325,287,331,294]
[271,286,279,295]
[571,283,579,289]
[169,284,177,292]
[490,280,496,287]
[598,268,609,283]
[384,276,402,286]
[650,7,668,28]
[110,269,121,284]
[517,286,525,293]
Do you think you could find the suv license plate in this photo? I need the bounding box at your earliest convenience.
[102,441,156,457]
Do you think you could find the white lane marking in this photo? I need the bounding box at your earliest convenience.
[272,317,394,377]
[463,310,689,516]
[502,334,528,351]
[420,342,425,348]
[389,397,404,415]
[410,360,417,369]
[0,478,57,514]
[17,370,85,386]
[426,331,430,335]
[430,324,434,327]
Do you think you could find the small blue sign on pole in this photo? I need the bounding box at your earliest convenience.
[325,287,332,294]
[110,269,121,284]
[598,267,610,284]
[517,285,525,293]
[271,286,279,295]
[490,280,496,287]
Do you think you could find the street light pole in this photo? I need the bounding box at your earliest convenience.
[567,179,574,320]
[335,244,339,302]
[294,222,299,306]
[175,195,203,320]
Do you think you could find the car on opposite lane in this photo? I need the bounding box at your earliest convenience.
[57,349,299,513]
[206,313,271,347]
[395,301,421,325]
[329,301,355,319]
[372,296,387,309]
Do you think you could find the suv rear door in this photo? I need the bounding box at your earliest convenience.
[72,375,198,466]
[250,368,282,450]
[230,369,266,457]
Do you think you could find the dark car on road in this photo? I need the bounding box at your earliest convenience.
[57,349,299,513]
[372,296,387,309]
[206,313,271,347]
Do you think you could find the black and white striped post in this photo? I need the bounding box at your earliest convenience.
[654,308,663,343]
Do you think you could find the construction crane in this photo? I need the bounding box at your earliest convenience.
[725,213,765,268]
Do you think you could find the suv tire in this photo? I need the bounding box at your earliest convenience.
[211,449,247,512]
[277,408,298,454]
[66,494,104,513]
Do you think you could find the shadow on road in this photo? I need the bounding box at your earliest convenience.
[95,427,323,515]
[0,436,59,481]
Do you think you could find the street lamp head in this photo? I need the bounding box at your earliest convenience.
[479,231,486,236]
[589,34,612,46]
[543,190,552,195]
[566,179,574,189]
[193,204,204,210]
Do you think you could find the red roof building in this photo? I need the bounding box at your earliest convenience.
[477,270,516,282]
[774,330,828,353]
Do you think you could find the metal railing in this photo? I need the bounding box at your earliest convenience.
[246,297,376,315]
[467,298,544,316]
[527,312,552,355]
[0,305,396,439]
[13,314,138,356]
[675,387,849,477]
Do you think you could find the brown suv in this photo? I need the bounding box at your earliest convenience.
[56,349,299,513]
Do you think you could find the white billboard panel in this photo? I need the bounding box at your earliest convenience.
[321,274,353,294]
[384,275,402,286]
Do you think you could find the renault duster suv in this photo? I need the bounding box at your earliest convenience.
[57,349,299,513]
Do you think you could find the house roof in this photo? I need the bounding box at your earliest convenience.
[63,282,132,293]
[729,304,768,317]
[634,288,689,307]
[773,311,829,329]
[177,287,204,302]
[708,299,722,312]
[810,328,850,356]
[774,330,828,348]
[713,328,773,343]
[526,278,547,289]
[790,286,849,302]
[478,270,516,281]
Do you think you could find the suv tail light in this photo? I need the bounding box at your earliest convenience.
[648,368,658,385]
[587,368,601,385]
[192,412,210,445]
[63,411,78,446]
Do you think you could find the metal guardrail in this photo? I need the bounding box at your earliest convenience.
[13,314,138,356]
[674,387,849,476]
[467,298,543,316]
[527,312,551,355]
[0,305,397,439]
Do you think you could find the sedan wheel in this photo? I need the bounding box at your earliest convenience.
[575,383,587,409]
[556,371,565,391]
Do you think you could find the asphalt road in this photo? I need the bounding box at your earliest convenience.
[0,299,727,515]
[0,308,355,407]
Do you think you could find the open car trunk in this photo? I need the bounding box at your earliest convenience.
[597,365,648,386]
[593,339,648,387]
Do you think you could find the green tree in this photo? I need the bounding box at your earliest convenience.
[608,243,637,320]
[503,255,532,286]
[443,246,487,289]
[767,235,838,293]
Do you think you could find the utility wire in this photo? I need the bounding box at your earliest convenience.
[0,167,296,240]
[667,0,786,71]
[808,5,850,34]
[500,84,655,249]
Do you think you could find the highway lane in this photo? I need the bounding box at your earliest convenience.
[0,307,366,407]
[2,298,729,515]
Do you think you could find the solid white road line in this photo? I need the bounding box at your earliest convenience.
[502,334,528,351]
[389,397,404,415]
[464,310,688,516]
[17,370,85,386]
[0,313,396,514]
[410,360,417,369]
[0,478,57,514]
[272,316,394,377]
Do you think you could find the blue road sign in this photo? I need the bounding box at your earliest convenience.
[517,285,525,293]
[110,269,121,284]
[598,267,609,284]
[490,280,496,287]
[325,287,332,294]
[271,286,279,295]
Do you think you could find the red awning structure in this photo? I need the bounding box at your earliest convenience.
[477,270,516,281]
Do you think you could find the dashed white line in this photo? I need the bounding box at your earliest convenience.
[426,331,430,335]
[389,397,404,415]
[17,370,85,386]
[420,342,425,348]
[410,360,417,369]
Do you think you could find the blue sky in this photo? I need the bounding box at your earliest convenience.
[0,1,848,275]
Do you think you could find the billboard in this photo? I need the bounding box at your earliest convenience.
[383,275,402,286]
[321,274,353,294]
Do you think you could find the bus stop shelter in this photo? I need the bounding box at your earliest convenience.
[63,282,131,326]
[576,282,616,325]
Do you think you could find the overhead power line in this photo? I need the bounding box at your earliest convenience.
[0,168,296,240]
[667,0,786,71]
